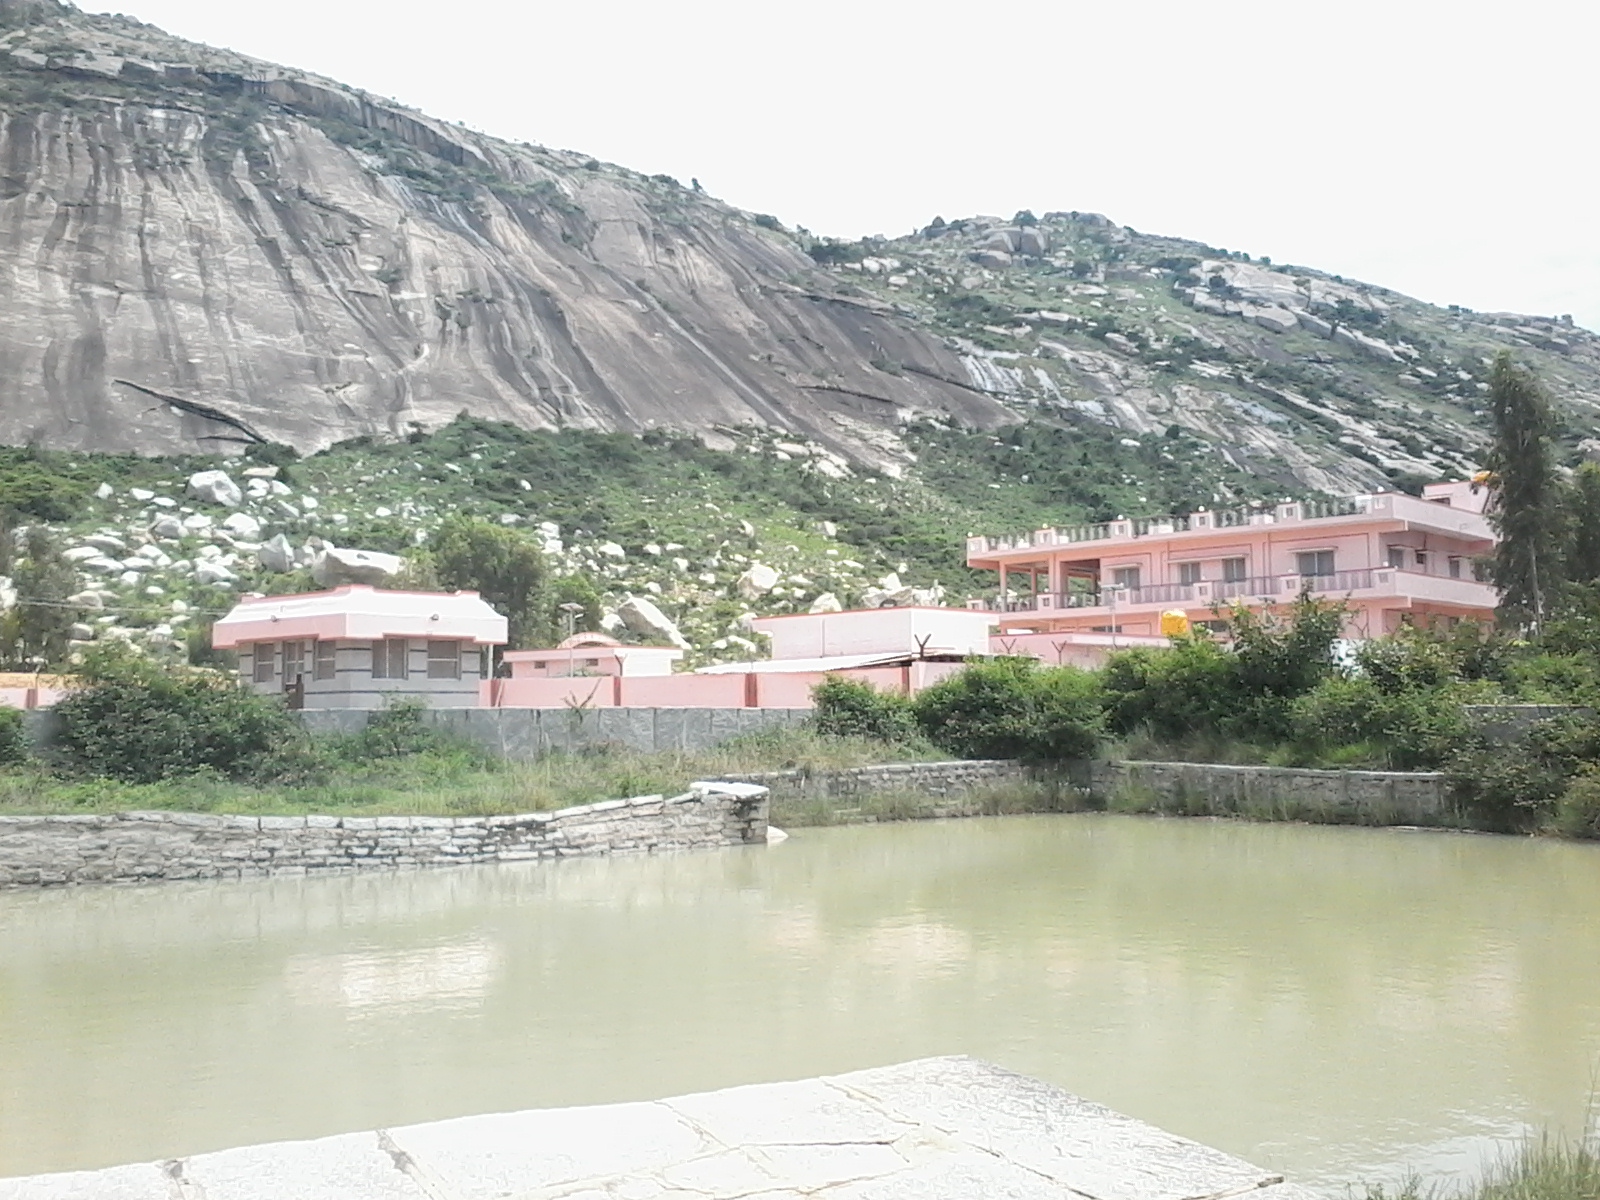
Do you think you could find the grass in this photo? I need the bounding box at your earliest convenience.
[0,728,938,818]
[1366,1133,1600,1200]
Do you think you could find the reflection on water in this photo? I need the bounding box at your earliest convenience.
[283,939,500,1015]
[0,814,1597,1191]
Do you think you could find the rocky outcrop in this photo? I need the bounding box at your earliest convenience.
[0,7,1011,467]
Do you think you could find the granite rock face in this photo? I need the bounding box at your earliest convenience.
[0,6,1009,466]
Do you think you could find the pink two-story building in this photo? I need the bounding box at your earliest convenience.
[967,482,1496,661]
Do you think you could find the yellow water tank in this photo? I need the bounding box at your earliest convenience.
[1160,610,1191,638]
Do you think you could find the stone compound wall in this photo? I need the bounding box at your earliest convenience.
[299,706,810,759]
[1089,760,1449,824]
[0,784,768,889]
[726,760,1024,800]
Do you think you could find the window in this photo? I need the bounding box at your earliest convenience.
[282,640,306,681]
[1111,566,1141,591]
[1414,549,1428,568]
[1089,624,1124,633]
[1296,550,1336,577]
[532,660,548,670]
[427,640,462,680]
[252,643,275,683]
[1387,546,1405,569]
[1449,557,1462,579]
[478,647,491,677]
[1222,558,1247,583]
[372,639,409,680]
[583,658,601,668]
[1176,562,1202,585]
[314,641,337,681]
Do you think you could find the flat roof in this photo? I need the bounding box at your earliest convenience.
[213,585,508,648]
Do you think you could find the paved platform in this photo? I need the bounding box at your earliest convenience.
[0,1057,1318,1199]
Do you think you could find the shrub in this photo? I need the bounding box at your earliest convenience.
[810,676,916,743]
[1291,675,1470,770]
[1101,636,1235,739]
[1553,768,1600,839]
[0,706,26,765]
[333,698,484,764]
[53,646,311,783]
[912,658,1102,762]
[1448,714,1600,832]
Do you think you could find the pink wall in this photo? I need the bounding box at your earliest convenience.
[492,676,616,708]
[0,686,68,711]
[618,674,749,708]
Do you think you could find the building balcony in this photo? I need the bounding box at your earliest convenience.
[980,568,1498,619]
[967,493,1494,565]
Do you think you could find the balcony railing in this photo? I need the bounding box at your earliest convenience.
[984,568,1492,613]
[967,489,1491,558]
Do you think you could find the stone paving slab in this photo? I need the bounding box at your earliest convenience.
[0,1057,1320,1199]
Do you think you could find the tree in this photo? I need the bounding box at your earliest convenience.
[430,516,547,647]
[1564,462,1600,585]
[0,528,78,669]
[1483,353,1560,629]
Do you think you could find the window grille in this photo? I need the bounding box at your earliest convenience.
[253,644,275,683]
[314,641,337,681]
[427,640,461,680]
[1296,550,1335,577]
[282,640,306,681]
[372,639,409,679]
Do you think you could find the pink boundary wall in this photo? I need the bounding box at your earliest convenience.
[489,661,968,710]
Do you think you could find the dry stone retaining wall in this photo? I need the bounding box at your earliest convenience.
[1089,760,1450,824]
[0,785,768,889]
[726,759,1024,799]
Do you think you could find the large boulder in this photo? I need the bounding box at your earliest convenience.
[194,561,237,586]
[311,546,404,587]
[257,533,296,573]
[150,514,184,540]
[1016,227,1050,257]
[972,249,1012,270]
[617,595,692,650]
[187,470,243,508]
[1248,305,1300,335]
[736,562,781,600]
[808,592,843,614]
[221,512,262,539]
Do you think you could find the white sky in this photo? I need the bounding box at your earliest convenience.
[100,0,1600,330]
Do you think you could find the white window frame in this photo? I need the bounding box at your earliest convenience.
[252,643,275,683]
[372,638,409,680]
[1296,549,1336,577]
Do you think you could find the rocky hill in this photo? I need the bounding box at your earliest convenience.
[3,0,1599,498]
[0,0,1007,471]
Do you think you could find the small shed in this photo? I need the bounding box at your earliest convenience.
[212,585,508,709]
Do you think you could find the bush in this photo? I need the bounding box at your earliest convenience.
[810,676,916,743]
[1101,636,1235,739]
[1448,715,1600,833]
[1291,675,1471,770]
[53,647,312,783]
[332,698,484,764]
[0,706,26,765]
[912,658,1102,762]
[1553,768,1600,838]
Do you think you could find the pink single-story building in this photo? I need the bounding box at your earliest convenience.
[212,585,508,709]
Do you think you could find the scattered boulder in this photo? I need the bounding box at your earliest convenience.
[63,546,103,563]
[187,470,243,507]
[70,622,95,641]
[312,546,404,587]
[1333,325,1402,362]
[241,466,279,479]
[84,534,127,554]
[129,487,154,502]
[981,229,1018,253]
[736,562,781,600]
[972,249,1012,270]
[617,596,691,650]
[150,515,184,539]
[94,482,114,500]
[809,592,843,614]
[0,577,14,611]
[1016,227,1049,257]
[599,541,626,559]
[1248,305,1300,335]
[194,561,237,586]
[257,533,296,573]
[181,513,214,532]
[222,512,262,539]
[1294,309,1334,338]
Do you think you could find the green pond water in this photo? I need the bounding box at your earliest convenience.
[1,814,1598,1189]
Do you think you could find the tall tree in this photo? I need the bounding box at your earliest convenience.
[1564,462,1600,585]
[0,529,79,669]
[430,516,547,648]
[1483,353,1559,630]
